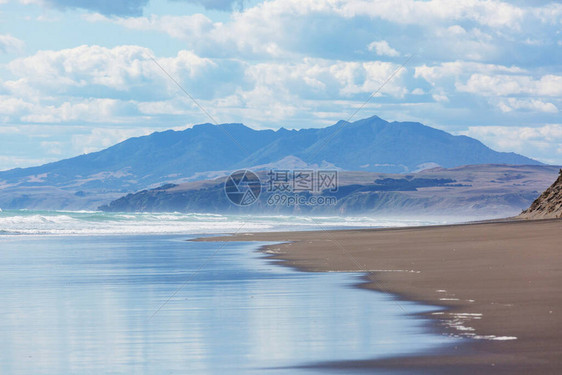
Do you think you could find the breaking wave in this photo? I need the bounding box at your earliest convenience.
[0,209,465,236]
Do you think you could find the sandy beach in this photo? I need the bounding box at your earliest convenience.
[197,219,562,374]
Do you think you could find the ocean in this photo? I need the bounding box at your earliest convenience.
[0,209,461,236]
[0,210,461,374]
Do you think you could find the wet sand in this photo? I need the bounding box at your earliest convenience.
[196,219,562,374]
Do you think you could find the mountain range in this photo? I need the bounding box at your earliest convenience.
[0,115,543,210]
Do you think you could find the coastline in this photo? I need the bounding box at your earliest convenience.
[195,219,562,374]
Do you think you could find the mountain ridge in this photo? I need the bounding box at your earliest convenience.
[0,115,543,210]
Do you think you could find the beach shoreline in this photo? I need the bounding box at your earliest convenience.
[195,218,562,374]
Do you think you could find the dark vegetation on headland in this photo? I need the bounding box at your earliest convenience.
[99,165,560,218]
[518,169,562,219]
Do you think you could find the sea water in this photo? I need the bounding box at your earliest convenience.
[0,209,463,236]
[0,211,460,374]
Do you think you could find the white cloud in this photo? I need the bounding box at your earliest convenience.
[532,3,562,25]
[84,12,288,58]
[71,127,154,154]
[137,99,193,116]
[431,26,496,61]
[0,96,33,116]
[7,45,157,92]
[84,0,562,63]
[413,61,562,117]
[368,40,400,57]
[497,98,557,113]
[85,13,215,43]
[458,73,562,97]
[460,124,562,163]
[40,141,64,155]
[2,43,410,126]
[414,61,525,85]
[0,126,20,135]
[432,93,449,102]
[338,0,525,28]
[0,34,25,53]
[245,59,407,99]
[5,45,241,101]
[43,0,561,33]
[20,99,135,123]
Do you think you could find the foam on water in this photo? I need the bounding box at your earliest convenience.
[0,209,468,236]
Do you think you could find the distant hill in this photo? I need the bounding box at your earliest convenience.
[100,165,560,219]
[0,115,542,210]
[518,169,562,219]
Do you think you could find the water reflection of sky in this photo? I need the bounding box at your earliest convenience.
[0,235,457,374]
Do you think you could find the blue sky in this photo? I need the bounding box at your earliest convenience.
[0,0,561,170]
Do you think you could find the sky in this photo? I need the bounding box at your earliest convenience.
[0,0,561,170]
